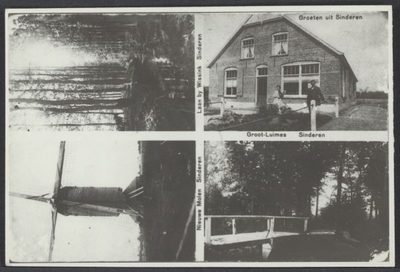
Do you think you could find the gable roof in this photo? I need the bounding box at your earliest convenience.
[207,14,357,82]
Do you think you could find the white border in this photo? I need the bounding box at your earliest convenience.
[5,5,394,267]
[3,5,395,13]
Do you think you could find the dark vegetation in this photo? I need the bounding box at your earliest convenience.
[205,142,389,260]
[205,234,372,262]
[9,14,194,131]
[142,141,195,261]
[268,235,371,261]
[356,90,388,99]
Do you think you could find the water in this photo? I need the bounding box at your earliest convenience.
[8,66,129,131]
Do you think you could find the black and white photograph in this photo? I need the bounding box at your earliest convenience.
[203,12,389,131]
[3,5,395,269]
[205,141,389,262]
[7,13,195,131]
[7,140,195,262]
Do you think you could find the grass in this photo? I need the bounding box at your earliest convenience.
[319,101,387,131]
[205,99,388,131]
[205,111,333,131]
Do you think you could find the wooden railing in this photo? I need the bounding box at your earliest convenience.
[204,215,309,245]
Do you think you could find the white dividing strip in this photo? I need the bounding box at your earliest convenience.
[195,14,205,133]
[195,140,205,261]
[194,14,205,262]
[8,130,388,142]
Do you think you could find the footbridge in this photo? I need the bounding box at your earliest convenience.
[205,215,309,250]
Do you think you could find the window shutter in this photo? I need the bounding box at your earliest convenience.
[237,69,244,97]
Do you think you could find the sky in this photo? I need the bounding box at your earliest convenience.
[8,141,141,262]
[202,12,389,92]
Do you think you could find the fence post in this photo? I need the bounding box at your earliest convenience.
[205,217,212,244]
[335,96,339,118]
[303,218,308,233]
[125,83,131,92]
[310,100,316,131]
[220,97,225,118]
[270,217,275,234]
[232,218,236,235]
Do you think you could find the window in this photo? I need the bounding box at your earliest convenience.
[241,38,255,59]
[282,63,320,96]
[257,67,268,76]
[272,32,288,56]
[225,69,238,96]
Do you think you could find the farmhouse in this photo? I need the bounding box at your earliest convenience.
[207,14,357,113]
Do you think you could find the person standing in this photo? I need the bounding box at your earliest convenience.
[307,80,325,113]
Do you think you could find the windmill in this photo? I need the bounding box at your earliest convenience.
[9,141,144,262]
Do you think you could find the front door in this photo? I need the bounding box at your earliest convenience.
[257,76,268,106]
[256,67,268,106]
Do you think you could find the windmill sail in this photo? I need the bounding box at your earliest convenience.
[48,203,57,262]
[9,192,51,203]
[53,141,66,198]
[48,141,66,262]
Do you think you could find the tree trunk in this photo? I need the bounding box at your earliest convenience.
[68,110,124,115]
[9,89,125,94]
[335,145,346,235]
[315,182,320,220]
[11,105,123,113]
[369,195,374,220]
[9,97,128,106]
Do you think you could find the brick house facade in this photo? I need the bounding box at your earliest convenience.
[207,15,357,112]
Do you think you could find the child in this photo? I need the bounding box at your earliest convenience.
[273,85,290,114]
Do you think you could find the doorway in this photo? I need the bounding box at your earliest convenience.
[256,66,268,106]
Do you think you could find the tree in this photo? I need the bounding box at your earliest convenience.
[206,142,335,217]
[334,144,347,234]
[363,143,389,249]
